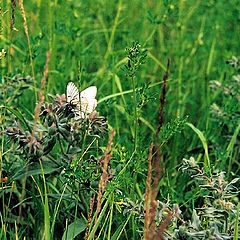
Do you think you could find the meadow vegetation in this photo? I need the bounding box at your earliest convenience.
[0,0,239,239]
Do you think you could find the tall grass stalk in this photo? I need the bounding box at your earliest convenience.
[95,130,115,221]
[233,203,240,240]
[111,213,132,240]
[14,221,19,240]
[84,196,95,240]
[31,165,50,240]
[144,142,153,239]
[51,184,68,238]
[18,0,36,99]
[227,123,240,177]
[144,59,170,239]
[103,0,122,62]
[30,50,51,147]
[107,198,114,240]
[87,197,110,240]
[187,122,211,174]
[131,74,138,152]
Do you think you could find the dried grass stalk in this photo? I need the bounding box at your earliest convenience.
[144,59,171,239]
[157,208,173,239]
[30,51,51,149]
[84,195,95,240]
[95,129,115,221]
[11,0,17,30]
[144,142,153,240]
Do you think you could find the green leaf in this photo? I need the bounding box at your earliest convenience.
[11,160,61,181]
[111,213,131,240]
[186,123,211,174]
[233,203,240,240]
[0,106,31,132]
[62,218,86,240]
[39,160,51,240]
[191,209,201,230]
[88,197,110,240]
[227,123,240,175]
[114,73,126,105]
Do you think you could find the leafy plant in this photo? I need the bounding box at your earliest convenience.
[170,157,240,239]
[210,57,240,175]
[5,91,107,180]
[1,87,108,238]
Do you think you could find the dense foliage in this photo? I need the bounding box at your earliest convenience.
[0,0,239,239]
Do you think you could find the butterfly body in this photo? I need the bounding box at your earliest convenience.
[66,82,97,119]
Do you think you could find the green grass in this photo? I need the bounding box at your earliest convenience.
[0,0,240,239]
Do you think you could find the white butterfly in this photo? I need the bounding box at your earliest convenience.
[66,82,97,119]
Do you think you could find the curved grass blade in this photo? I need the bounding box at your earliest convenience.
[233,202,240,240]
[111,213,132,240]
[11,161,61,181]
[186,123,211,174]
[227,123,240,176]
[0,106,31,132]
[88,197,110,240]
[98,79,175,104]
[62,218,86,240]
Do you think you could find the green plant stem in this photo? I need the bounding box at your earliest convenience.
[233,202,240,240]
[131,76,138,152]
[39,160,50,240]
[103,0,122,61]
[51,183,67,237]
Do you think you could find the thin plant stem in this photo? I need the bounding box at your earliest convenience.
[19,0,37,100]
[131,75,138,152]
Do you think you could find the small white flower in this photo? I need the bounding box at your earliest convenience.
[0,49,6,59]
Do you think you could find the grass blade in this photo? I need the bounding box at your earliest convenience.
[88,197,110,240]
[111,213,132,240]
[62,218,86,240]
[1,106,31,132]
[186,123,211,173]
[233,202,240,240]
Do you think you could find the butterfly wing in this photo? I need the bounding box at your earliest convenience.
[66,82,79,105]
[66,82,97,119]
[79,86,97,114]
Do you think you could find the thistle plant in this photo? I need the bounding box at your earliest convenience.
[5,88,108,183]
[118,156,239,239]
[0,74,32,102]
[171,157,240,239]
